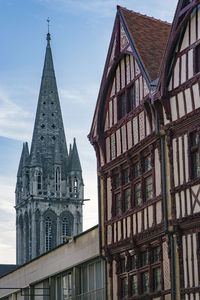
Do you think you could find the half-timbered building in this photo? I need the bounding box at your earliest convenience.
[89,1,200,299]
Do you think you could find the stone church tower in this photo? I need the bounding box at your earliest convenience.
[15,32,84,265]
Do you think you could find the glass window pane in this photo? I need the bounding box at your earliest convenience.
[152,247,160,263]
[115,174,120,189]
[121,277,128,297]
[63,273,72,299]
[96,261,102,289]
[124,169,129,184]
[144,156,151,172]
[153,268,161,291]
[131,255,137,270]
[192,152,200,178]
[125,188,131,211]
[82,266,87,293]
[89,264,95,291]
[115,193,121,215]
[135,164,140,178]
[141,251,148,267]
[135,183,141,206]
[145,176,153,200]
[141,272,149,293]
[122,94,126,117]
[131,275,138,295]
[130,86,135,111]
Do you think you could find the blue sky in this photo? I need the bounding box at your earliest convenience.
[0,0,178,263]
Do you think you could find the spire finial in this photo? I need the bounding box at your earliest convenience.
[46,18,51,43]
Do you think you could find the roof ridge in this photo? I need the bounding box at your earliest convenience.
[117,5,171,26]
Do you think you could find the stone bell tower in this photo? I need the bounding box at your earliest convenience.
[15,30,84,265]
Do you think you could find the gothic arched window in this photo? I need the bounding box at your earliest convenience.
[44,211,57,252]
[55,167,61,193]
[45,216,52,251]
[61,212,74,243]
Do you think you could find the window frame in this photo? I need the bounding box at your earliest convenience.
[189,131,200,180]
[111,152,154,218]
[118,245,162,299]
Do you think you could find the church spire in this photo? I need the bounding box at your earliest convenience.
[29,26,68,175]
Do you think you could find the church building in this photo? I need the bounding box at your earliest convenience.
[89,0,200,299]
[15,31,84,265]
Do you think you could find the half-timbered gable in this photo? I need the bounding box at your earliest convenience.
[89,6,172,300]
[157,1,200,299]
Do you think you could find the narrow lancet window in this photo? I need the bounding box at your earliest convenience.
[45,216,52,251]
[55,167,61,193]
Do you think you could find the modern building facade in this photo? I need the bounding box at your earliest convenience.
[0,226,106,300]
[15,31,84,265]
[89,1,200,299]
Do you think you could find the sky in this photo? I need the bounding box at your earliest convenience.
[0,0,178,264]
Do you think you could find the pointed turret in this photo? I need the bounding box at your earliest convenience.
[68,138,82,172]
[17,142,29,177]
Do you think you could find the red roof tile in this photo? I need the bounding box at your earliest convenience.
[119,7,171,82]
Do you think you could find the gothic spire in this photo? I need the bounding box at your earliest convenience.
[29,29,68,175]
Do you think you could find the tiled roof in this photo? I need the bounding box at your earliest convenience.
[119,7,171,83]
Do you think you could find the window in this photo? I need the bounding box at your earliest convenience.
[195,44,200,74]
[63,272,72,299]
[144,156,152,172]
[153,268,161,291]
[55,167,61,193]
[118,246,161,298]
[152,247,160,263]
[37,172,42,190]
[128,85,135,112]
[62,218,69,242]
[131,275,138,296]
[141,251,148,267]
[115,193,121,216]
[124,188,131,211]
[74,177,78,195]
[191,132,200,179]
[141,272,149,293]
[111,153,153,217]
[80,260,105,298]
[135,183,142,206]
[45,217,52,251]
[145,176,153,201]
[121,277,128,298]
[118,93,126,120]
